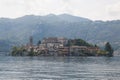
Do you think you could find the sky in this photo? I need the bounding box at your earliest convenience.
[0,0,120,20]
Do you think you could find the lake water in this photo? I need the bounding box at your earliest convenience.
[0,56,120,80]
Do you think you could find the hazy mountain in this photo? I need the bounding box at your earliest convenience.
[0,14,120,53]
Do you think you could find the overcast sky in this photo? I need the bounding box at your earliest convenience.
[0,0,120,20]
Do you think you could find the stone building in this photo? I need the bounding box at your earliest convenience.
[70,46,88,56]
[41,37,68,55]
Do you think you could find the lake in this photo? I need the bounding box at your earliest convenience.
[0,56,120,80]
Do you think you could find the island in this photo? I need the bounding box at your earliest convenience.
[11,36,114,57]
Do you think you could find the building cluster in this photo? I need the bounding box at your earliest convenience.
[24,36,100,56]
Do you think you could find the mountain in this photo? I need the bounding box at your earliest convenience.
[0,14,120,53]
[58,14,91,22]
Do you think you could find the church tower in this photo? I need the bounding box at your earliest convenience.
[29,36,33,46]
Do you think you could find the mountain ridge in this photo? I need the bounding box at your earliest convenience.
[0,14,120,53]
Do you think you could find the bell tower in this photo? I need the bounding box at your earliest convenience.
[29,36,33,46]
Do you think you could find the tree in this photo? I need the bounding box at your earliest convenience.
[11,46,18,56]
[37,40,41,46]
[94,44,98,47]
[66,39,92,47]
[105,42,114,57]
[66,39,73,46]
[11,46,24,56]
[28,48,34,56]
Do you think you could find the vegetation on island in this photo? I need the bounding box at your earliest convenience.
[10,37,114,57]
[66,39,93,47]
[105,42,114,57]
[11,46,26,56]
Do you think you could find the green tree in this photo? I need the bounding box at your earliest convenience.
[66,39,73,46]
[66,39,93,47]
[11,46,26,56]
[105,42,114,57]
[11,46,18,56]
[37,40,41,46]
[94,44,98,47]
[28,48,34,56]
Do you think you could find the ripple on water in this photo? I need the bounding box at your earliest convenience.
[0,56,120,80]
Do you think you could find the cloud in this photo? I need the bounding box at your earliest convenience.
[0,0,120,20]
[0,0,92,18]
[107,2,120,16]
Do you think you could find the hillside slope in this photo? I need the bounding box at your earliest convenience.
[0,14,120,53]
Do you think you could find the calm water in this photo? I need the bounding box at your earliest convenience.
[0,56,120,80]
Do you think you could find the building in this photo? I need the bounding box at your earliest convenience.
[57,37,68,46]
[41,37,68,55]
[24,36,101,56]
[69,46,101,56]
[87,47,100,54]
[57,47,69,56]
[70,46,88,55]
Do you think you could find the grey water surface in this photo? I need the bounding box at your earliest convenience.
[0,55,120,80]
